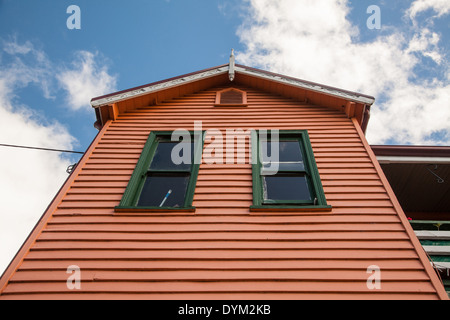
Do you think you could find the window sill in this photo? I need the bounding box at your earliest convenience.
[114,206,196,215]
[250,205,332,213]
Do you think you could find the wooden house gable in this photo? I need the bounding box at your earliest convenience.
[0,63,447,300]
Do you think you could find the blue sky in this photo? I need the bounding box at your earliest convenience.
[0,0,449,274]
[1,0,448,150]
[0,0,246,151]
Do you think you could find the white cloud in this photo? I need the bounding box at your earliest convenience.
[57,51,117,111]
[0,105,75,276]
[3,39,34,55]
[407,0,450,25]
[0,38,121,276]
[236,0,450,145]
[369,82,450,145]
[0,40,78,275]
[0,39,118,275]
[407,28,443,64]
[1,38,54,100]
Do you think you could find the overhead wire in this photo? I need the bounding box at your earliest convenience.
[0,143,85,155]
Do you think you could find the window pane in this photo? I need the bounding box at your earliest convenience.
[261,141,305,171]
[149,141,193,171]
[263,175,311,202]
[137,174,190,207]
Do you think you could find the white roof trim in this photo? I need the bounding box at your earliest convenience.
[91,66,229,108]
[234,65,375,105]
[377,156,450,164]
[91,64,376,108]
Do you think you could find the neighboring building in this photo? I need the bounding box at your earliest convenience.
[0,58,448,299]
[372,145,450,296]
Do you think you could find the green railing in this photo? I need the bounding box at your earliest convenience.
[410,220,450,298]
[410,220,450,231]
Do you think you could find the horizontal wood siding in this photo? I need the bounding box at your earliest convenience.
[0,86,444,299]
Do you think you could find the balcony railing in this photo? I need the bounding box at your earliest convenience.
[410,220,450,297]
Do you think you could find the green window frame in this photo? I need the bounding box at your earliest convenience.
[251,130,331,211]
[115,131,205,212]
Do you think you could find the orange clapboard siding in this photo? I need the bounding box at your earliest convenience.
[0,84,447,300]
[0,293,439,300]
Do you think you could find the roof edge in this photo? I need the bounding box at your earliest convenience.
[91,64,229,108]
[234,64,376,105]
[371,145,450,158]
[91,63,376,108]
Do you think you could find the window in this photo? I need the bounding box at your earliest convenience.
[115,131,204,212]
[251,130,330,211]
[215,88,247,107]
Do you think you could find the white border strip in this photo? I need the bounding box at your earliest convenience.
[91,64,376,108]
[377,156,450,164]
[91,66,229,108]
[235,66,376,105]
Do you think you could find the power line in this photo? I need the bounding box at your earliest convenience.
[0,143,85,155]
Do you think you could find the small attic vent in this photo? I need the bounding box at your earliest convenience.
[215,88,247,107]
[221,89,243,104]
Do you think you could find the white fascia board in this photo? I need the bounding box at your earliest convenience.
[90,64,376,108]
[91,66,229,108]
[423,246,450,255]
[234,66,376,106]
[377,156,450,164]
[415,231,450,240]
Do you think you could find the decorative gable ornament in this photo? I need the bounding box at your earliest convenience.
[229,49,235,82]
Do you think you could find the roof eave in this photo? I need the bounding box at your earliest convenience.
[234,64,376,106]
[372,145,450,164]
[90,65,229,108]
[372,145,450,158]
[90,64,376,109]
